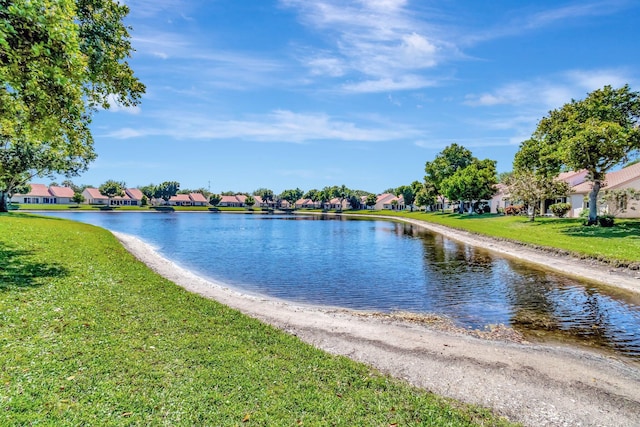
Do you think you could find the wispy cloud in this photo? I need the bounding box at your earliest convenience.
[465,1,633,44]
[281,0,457,92]
[464,68,634,109]
[104,109,423,143]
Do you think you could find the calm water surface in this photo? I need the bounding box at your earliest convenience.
[43,212,640,359]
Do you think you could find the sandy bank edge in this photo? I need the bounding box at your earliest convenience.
[112,226,640,427]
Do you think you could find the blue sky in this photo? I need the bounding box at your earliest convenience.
[77,0,639,194]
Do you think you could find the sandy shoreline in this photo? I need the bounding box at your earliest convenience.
[112,217,640,427]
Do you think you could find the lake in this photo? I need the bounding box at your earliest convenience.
[42,211,640,359]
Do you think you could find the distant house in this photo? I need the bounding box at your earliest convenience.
[295,198,320,209]
[48,186,75,204]
[125,188,144,205]
[489,184,510,214]
[218,195,244,207]
[169,194,192,206]
[82,188,109,205]
[189,193,208,206]
[373,193,404,210]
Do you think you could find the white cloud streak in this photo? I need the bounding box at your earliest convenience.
[464,68,634,109]
[104,110,423,143]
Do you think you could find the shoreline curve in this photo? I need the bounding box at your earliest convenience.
[113,227,640,427]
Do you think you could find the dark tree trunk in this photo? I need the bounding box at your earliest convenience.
[0,192,8,213]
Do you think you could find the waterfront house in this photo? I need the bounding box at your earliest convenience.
[373,193,404,210]
[12,184,58,205]
[82,188,109,205]
[169,194,192,206]
[48,186,75,204]
[218,195,245,207]
[189,193,208,206]
[295,198,319,209]
[125,188,144,205]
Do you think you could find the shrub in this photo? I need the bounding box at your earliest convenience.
[504,205,523,215]
[549,202,571,218]
[598,215,615,227]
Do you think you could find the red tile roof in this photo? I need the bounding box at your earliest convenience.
[189,193,208,203]
[126,188,144,200]
[49,186,75,198]
[572,162,640,194]
[84,188,108,200]
[170,194,191,202]
[220,195,240,204]
[24,183,51,197]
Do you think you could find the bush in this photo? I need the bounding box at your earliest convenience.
[598,215,615,227]
[504,205,523,215]
[549,202,571,218]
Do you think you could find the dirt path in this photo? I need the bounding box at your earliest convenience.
[112,221,640,427]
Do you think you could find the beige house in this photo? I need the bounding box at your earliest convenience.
[11,183,70,205]
[373,193,404,210]
[569,162,640,218]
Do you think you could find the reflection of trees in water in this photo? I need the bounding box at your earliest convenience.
[504,263,560,333]
[417,228,510,327]
[504,262,638,355]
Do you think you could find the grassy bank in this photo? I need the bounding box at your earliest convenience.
[0,214,514,426]
[347,210,640,266]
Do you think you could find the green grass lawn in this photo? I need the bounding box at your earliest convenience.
[347,210,640,266]
[0,214,515,426]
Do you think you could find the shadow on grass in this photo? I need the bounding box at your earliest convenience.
[561,222,640,239]
[0,243,68,291]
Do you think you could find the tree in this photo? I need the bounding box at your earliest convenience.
[245,195,255,208]
[303,189,319,200]
[517,85,640,225]
[279,188,303,207]
[209,194,222,206]
[441,159,497,214]
[424,144,474,212]
[99,179,125,206]
[154,181,179,205]
[396,183,420,212]
[506,170,569,221]
[253,188,274,207]
[366,193,377,210]
[336,184,351,211]
[415,188,435,211]
[72,191,85,206]
[0,0,145,211]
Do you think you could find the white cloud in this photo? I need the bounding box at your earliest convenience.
[465,1,633,44]
[464,69,633,109]
[343,75,437,93]
[281,0,451,91]
[104,109,422,143]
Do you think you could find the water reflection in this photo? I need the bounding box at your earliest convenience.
[39,212,640,359]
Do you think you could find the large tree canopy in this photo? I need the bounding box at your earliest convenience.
[0,0,145,211]
[515,85,640,224]
[441,158,497,214]
[424,143,474,212]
